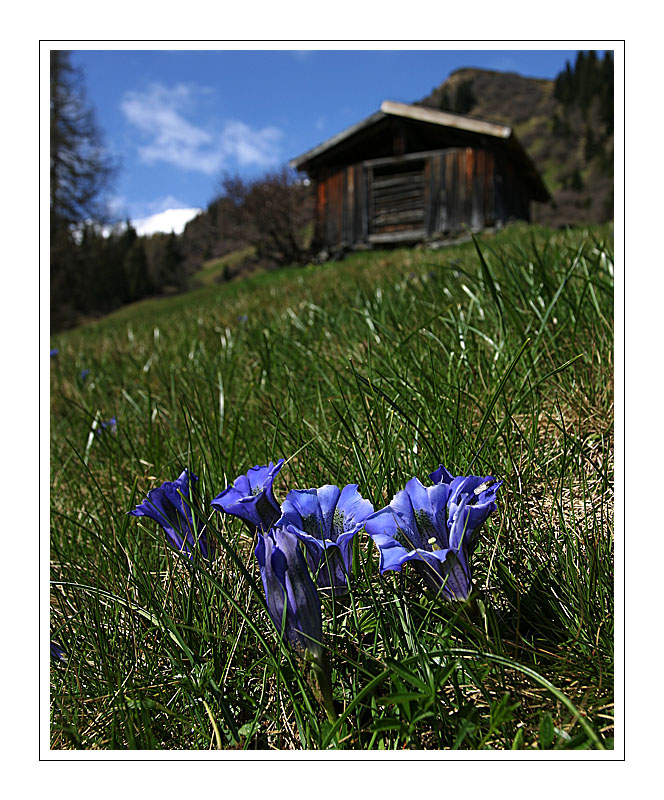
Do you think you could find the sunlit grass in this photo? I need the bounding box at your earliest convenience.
[50,223,614,750]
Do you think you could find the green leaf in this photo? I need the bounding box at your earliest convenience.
[539,712,555,749]
[377,692,432,706]
[370,717,403,733]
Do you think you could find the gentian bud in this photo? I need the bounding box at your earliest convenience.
[255,527,324,664]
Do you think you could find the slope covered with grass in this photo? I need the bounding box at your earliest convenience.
[50,224,614,750]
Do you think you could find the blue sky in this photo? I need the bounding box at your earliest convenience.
[69,48,595,231]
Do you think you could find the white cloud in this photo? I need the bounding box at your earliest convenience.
[219,120,282,167]
[121,82,283,175]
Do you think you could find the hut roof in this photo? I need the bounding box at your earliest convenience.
[291,100,549,202]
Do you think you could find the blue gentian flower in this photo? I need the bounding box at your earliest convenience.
[50,348,59,357]
[255,526,324,664]
[80,368,90,381]
[364,467,501,600]
[211,460,285,534]
[129,470,212,560]
[277,484,374,592]
[95,417,117,436]
[50,641,66,661]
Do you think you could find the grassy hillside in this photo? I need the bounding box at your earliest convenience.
[50,224,614,750]
[192,247,257,287]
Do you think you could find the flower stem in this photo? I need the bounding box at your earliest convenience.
[316,663,338,723]
[307,652,337,723]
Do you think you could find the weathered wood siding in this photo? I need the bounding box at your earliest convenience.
[313,146,530,250]
[427,147,497,235]
[314,164,366,248]
[371,161,426,235]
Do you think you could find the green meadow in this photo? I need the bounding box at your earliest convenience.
[50,223,614,750]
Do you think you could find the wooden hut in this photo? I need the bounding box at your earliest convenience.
[290,100,550,251]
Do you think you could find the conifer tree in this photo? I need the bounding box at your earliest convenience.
[453,80,476,114]
[50,50,116,330]
[123,236,151,302]
[50,50,115,234]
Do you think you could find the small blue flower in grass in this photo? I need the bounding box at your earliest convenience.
[80,368,90,382]
[50,641,66,661]
[129,470,212,560]
[95,417,117,436]
[50,348,59,357]
[255,527,324,664]
[277,484,374,593]
[364,466,501,600]
[211,460,285,534]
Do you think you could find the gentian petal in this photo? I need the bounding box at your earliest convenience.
[385,486,425,550]
[377,542,419,573]
[315,484,343,539]
[255,532,288,631]
[429,463,455,485]
[212,459,285,533]
[279,483,372,592]
[447,475,499,517]
[414,549,472,600]
[333,483,374,565]
[273,528,324,656]
[448,492,498,554]
[403,476,433,514]
[279,487,329,538]
[364,506,414,570]
[405,478,451,549]
[250,460,284,511]
[337,484,375,533]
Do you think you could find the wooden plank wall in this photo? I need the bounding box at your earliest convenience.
[325,170,344,247]
[371,165,426,234]
[427,147,498,236]
[315,179,326,246]
[313,146,529,249]
[315,165,367,249]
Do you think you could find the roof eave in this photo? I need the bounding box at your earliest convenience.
[379,100,512,139]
